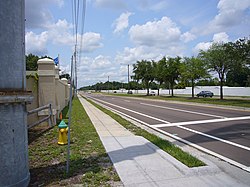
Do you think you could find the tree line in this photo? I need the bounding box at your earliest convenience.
[132,37,250,99]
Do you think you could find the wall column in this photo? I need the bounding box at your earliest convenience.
[37,58,57,121]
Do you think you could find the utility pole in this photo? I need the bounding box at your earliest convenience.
[0,1,32,186]
[108,76,109,94]
[74,44,77,95]
[128,64,130,90]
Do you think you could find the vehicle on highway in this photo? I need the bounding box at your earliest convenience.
[149,91,156,96]
[197,91,214,98]
[127,90,133,94]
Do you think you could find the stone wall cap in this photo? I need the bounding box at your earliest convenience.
[37,58,54,64]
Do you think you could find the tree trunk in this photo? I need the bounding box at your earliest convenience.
[191,79,194,98]
[171,82,174,97]
[146,81,149,95]
[220,78,223,100]
[168,82,171,95]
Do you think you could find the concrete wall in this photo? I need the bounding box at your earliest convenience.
[26,58,70,126]
[26,71,39,125]
[107,86,250,97]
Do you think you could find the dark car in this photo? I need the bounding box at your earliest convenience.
[197,91,214,98]
[127,90,133,94]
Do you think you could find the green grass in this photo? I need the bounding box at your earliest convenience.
[28,97,121,186]
[85,96,205,168]
[106,93,250,108]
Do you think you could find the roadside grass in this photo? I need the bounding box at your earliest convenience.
[106,93,250,108]
[85,96,205,168]
[28,97,121,186]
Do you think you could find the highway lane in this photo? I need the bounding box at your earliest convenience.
[84,93,250,171]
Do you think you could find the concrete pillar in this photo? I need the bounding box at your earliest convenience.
[37,58,57,120]
[55,66,60,117]
[0,1,31,186]
[38,58,56,108]
[61,78,69,107]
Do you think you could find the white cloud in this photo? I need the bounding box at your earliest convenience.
[46,19,74,45]
[80,32,103,53]
[129,17,181,48]
[113,12,133,34]
[25,31,48,55]
[180,32,196,43]
[25,0,64,29]
[25,19,103,56]
[193,42,212,54]
[213,32,229,43]
[116,16,184,64]
[193,32,230,54]
[115,46,166,65]
[206,0,250,33]
[90,55,112,69]
[47,20,103,52]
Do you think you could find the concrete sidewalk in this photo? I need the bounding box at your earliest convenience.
[78,96,249,187]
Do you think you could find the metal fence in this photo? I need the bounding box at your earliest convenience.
[27,103,54,129]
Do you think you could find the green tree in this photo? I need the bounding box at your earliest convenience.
[225,37,250,87]
[199,43,232,99]
[153,59,165,96]
[226,66,250,87]
[160,56,181,97]
[181,56,209,98]
[133,60,154,95]
[26,53,39,70]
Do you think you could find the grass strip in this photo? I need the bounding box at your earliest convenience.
[28,97,121,186]
[105,93,250,108]
[85,96,205,168]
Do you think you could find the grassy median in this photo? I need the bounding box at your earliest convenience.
[28,97,121,186]
[85,97,205,168]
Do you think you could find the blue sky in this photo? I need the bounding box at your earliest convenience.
[25,0,250,88]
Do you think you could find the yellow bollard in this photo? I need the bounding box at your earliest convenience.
[58,120,68,145]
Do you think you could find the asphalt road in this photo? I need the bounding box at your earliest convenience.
[84,93,250,171]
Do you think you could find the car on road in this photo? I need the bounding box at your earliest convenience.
[127,90,133,94]
[149,91,156,96]
[197,91,214,98]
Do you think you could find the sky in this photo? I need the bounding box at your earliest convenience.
[25,0,250,88]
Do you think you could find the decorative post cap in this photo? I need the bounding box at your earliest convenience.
[58,120,68,129]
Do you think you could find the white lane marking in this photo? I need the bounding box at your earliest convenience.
[153,127,250,172]
[90,96,170,124]
[85,95,250,172]
[89,95,250,151]
[140,102,226,119]
[154,116,250,128]
[124,100,131,103]
[178,125,250,151]
[92,99,150,126]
